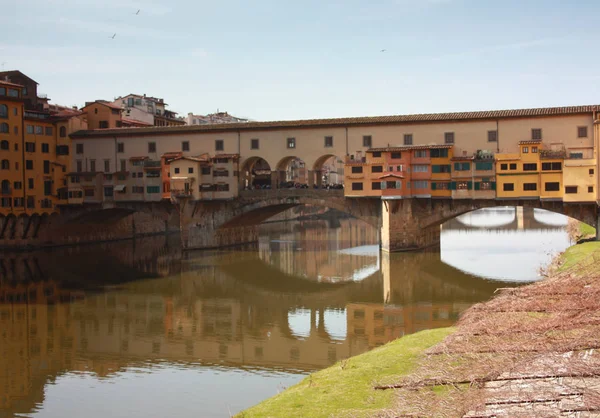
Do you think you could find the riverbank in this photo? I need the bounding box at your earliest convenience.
[239,236,600,417]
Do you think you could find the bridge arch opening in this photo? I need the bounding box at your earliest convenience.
[241,157,272,190]
[275,156,308,188]
[313,154,344,188]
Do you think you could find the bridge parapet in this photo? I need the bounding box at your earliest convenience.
[239,189,345,200]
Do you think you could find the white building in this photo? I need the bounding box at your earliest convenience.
[186,111,248,125]
[112,94,185,127]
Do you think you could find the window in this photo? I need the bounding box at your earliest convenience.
[503,183,514,191]
[578,126,588,138]
[545,182,560,191]
[523,183,537,191]
[44,180,52,196]
[146,186,160,194]
[26,125,33,134]
[590,169,595,175]
[412,165,428,172]
[0,123,7,134]
[215,184,230,192]
[26,196,35,209]
[59,126,66,137]
[0,140,7,150]
[0,88,4,96]
[182,141,190,151]
[99,121,109,129]
[25,142,35,152]
[76,160,82,172]
[214,169,230,177]
[188,167,194,174]
[120,159,126,171]
[431,164,451,173]
[523,163,537,171]
[174,167,180,174]
[569,152,583,159]
[286,138,295,149]
[90,159,96,172]
[413,180,428,189]
[522,147,529,153]
[414,150,427,158]
[532,146,538,153]
[25,160,33,170]
[0,104,6,118]
[0,159,8,169]
[431,182,449,190]
[488,130,497,142]
[45,127,53,136]
[132,186,144,194]
[589,186,594,193]
[28,178,34,189]
[372,151,381,158]
[457,181,470,190]
[76,143,83,154]
[510,163,517,170]
[351,182,363,191]
[14,181,22,190]
[363,136,372,147]
[148,142,156,153]
[532,128,542,140]
[104,187,114,197]
[324,136,333,147]
[430,149,448,158]
[215,139,224,151]
[201,166,211,175]
[444,132,454,144]
[56,145,69,155]
[391,152,401,159]
[371,165,383,173]
[565,186,578,194]
[475,162,493,171]
[117,142,124,153]
[104,160,110,172]
[403,134,413,145]
[372,182,381,190]
[251,139,259,150]
[351,166,363,174]
[453,162,470,171]
[43,160,50,174]
[542,162,562,171]
[13,126,17,135]
[41,143,49,153]
[34,126,43,135]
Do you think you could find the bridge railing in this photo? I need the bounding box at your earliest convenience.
[239,189,345,199]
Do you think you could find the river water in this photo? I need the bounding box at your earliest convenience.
[0,208,571,418]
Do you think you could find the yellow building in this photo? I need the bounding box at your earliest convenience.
[430,146,453,198]
[496,140,543,199]
[563,148,596,202]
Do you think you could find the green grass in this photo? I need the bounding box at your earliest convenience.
[559,241,600,271]
[237,328,454,418]
[579,222,596,238]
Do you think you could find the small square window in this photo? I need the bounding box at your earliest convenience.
[215,139,224,151]
[188,167,194,174]
[403,134,413,145]
[117,143,125,153]
[287,138,296,149]
[362,136,372,147]
[589,186,594,193]
[578,126,588,138]
[174,167,180,174]
[251,139,259,150]
[532,128,542,140]
[324,136,333,148]
[444,132,454,144]
[182,141,190,151]
[487,130,497,142]
[522,147,529,153]
[532,146,538,153]
[510,163,517,170]
[76,143,84,154]
[589,169,595,175]
[148,142,156,153]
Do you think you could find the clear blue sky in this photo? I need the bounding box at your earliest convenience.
[4,0,600,121]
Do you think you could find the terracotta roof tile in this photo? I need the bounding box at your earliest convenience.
[378,173,405,179]
[70,105,600,139]
[211,154,240,160]
[519,139,543,145]
[368,145,453,152]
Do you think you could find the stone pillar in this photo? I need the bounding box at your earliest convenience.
[316,170,323,188]
[516,206,524,230]
[380,199,441,252]
[279,170,287,185]
[271,171,279,189]
[308,170,315,188]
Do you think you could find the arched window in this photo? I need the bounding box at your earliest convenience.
[0,123,8,134]
[0,140,8,150]
[1,159,9,170]
[59,126,67,138]
[0,105,7,118]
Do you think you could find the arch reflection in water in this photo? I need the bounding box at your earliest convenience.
[0,216,536,418]
[441,207,572,282]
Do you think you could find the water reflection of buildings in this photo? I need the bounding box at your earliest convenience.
[0,223,509,416]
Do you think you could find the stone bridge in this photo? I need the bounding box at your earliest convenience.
[179,190,599,251]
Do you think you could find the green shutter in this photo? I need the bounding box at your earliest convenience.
[454,162,460,171]
[467,181,473,190]
[462,162,470,171]
[491,182,496,191]
[450,181,456,190]
[432,165,439,173]
[474,182,480,191]
[431,182,437,191]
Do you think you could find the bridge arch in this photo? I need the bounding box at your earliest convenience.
[275,156,308,187]
[240,156,272,190]
[312,154,344,187]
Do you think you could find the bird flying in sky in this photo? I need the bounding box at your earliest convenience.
[110,33,116,39]
[380,49,387,52]
[135,9,140,15]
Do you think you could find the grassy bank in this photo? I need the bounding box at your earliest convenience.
[237,328,454,418]
[559,240,600,271]
[579,222,596,238]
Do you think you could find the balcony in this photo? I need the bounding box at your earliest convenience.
[540,149,567,160]
[144,160,162,168]
[171,189,192,198]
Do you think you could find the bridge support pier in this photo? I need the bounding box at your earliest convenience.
[381,199,441,252]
